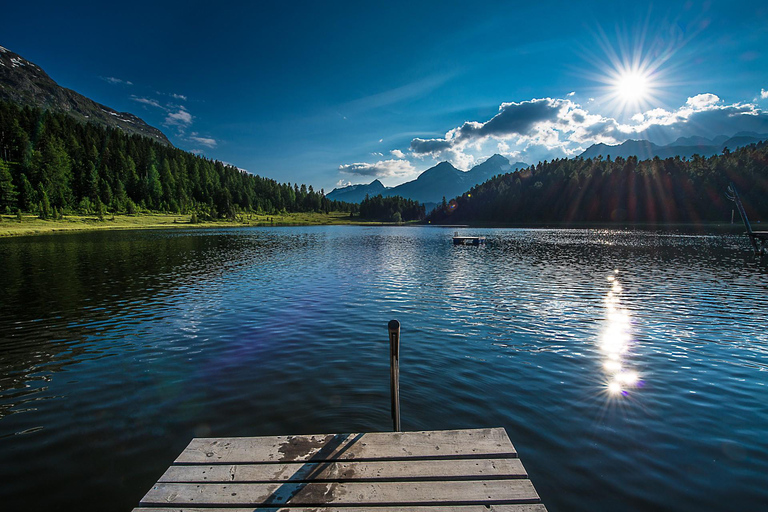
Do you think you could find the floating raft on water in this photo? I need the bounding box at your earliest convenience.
[453,232,487,246]
[133,427,546,511]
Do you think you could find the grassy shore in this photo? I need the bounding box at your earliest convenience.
[0,211,390,237]
[2,212,745,238]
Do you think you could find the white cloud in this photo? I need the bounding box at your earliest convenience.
[410,97,591,164]
[762,89,768,99]
[164,107,193,127]
[130,96,162,108]
[371,152,384,157]
[410,98,573,162]
[188,133,217,148]
[339,159,416,178]
[131,95,206,140]
[100,76,133,86]
[686,93,720,109]
[402,92,768,168]
[156,91,188,101]
[446,148,476,170]
[390,149,406,159]
[567,91,575,97]
[336,179,353,187]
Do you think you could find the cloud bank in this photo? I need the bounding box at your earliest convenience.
[407,94,768,165]
[339,91,768,184]
[339,159,415,178]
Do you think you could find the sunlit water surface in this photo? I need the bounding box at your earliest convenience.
[1,226,766,511]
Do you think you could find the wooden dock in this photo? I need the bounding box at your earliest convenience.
[133,427,546,511]
[727,182,768,255]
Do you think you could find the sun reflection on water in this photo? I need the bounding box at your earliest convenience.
[600,270,643,397]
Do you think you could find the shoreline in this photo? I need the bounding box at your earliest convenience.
[0,212,390,238]
[1,212,752,238]
[427,220,750,233]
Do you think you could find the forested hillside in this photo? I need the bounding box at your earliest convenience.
[358,194,425,222]
[0,101,352,218]
[427,142,768,225]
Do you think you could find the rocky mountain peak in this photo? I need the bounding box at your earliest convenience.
[0,44,172,146]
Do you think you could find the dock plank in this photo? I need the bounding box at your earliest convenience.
[159,458,527,483]
[134,428,546,511]
[140,480,540,506]
[134,506,548,512]
[175,428,516,464]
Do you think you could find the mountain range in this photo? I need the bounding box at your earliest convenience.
[579,133,768,161]
[328,154,528,205]
[0,45,171,145]
[332,129,767,208]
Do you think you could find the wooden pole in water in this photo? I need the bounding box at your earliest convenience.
[388,319,401,432]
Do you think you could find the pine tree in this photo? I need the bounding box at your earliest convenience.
[37,183,52,219]
[18,173,34,211]
[0,159,17,211]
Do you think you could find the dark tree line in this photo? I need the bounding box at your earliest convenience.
[358,194,425,222]
[427,142,768,225]
[0,101,353,218]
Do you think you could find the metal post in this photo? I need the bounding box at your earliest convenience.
[388,319,401,432]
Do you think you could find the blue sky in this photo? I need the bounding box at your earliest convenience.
[2,1,768,191]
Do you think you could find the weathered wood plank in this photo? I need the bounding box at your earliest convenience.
[159,458,527,483]
[175,428,516,464]
[133,506,548,512]
[140,480,540,506]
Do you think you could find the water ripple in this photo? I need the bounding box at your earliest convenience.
[0,227,767,511]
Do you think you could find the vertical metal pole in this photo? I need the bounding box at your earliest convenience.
[388,319,401,432]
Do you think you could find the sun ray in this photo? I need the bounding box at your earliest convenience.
[573,12,709,121]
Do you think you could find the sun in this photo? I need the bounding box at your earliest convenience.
[615,70,650,102]
[578,24,676,119]
[602,61,660,115]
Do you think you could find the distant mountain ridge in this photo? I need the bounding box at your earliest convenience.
[579,132,768,160]
[325,179,387,203]
[426,140,768,226]
[0,45,171,145]
[328,154,527,204]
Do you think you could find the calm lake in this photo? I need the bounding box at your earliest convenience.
[1,226,767,511]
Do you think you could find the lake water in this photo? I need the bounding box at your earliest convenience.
[1,226,767,511]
